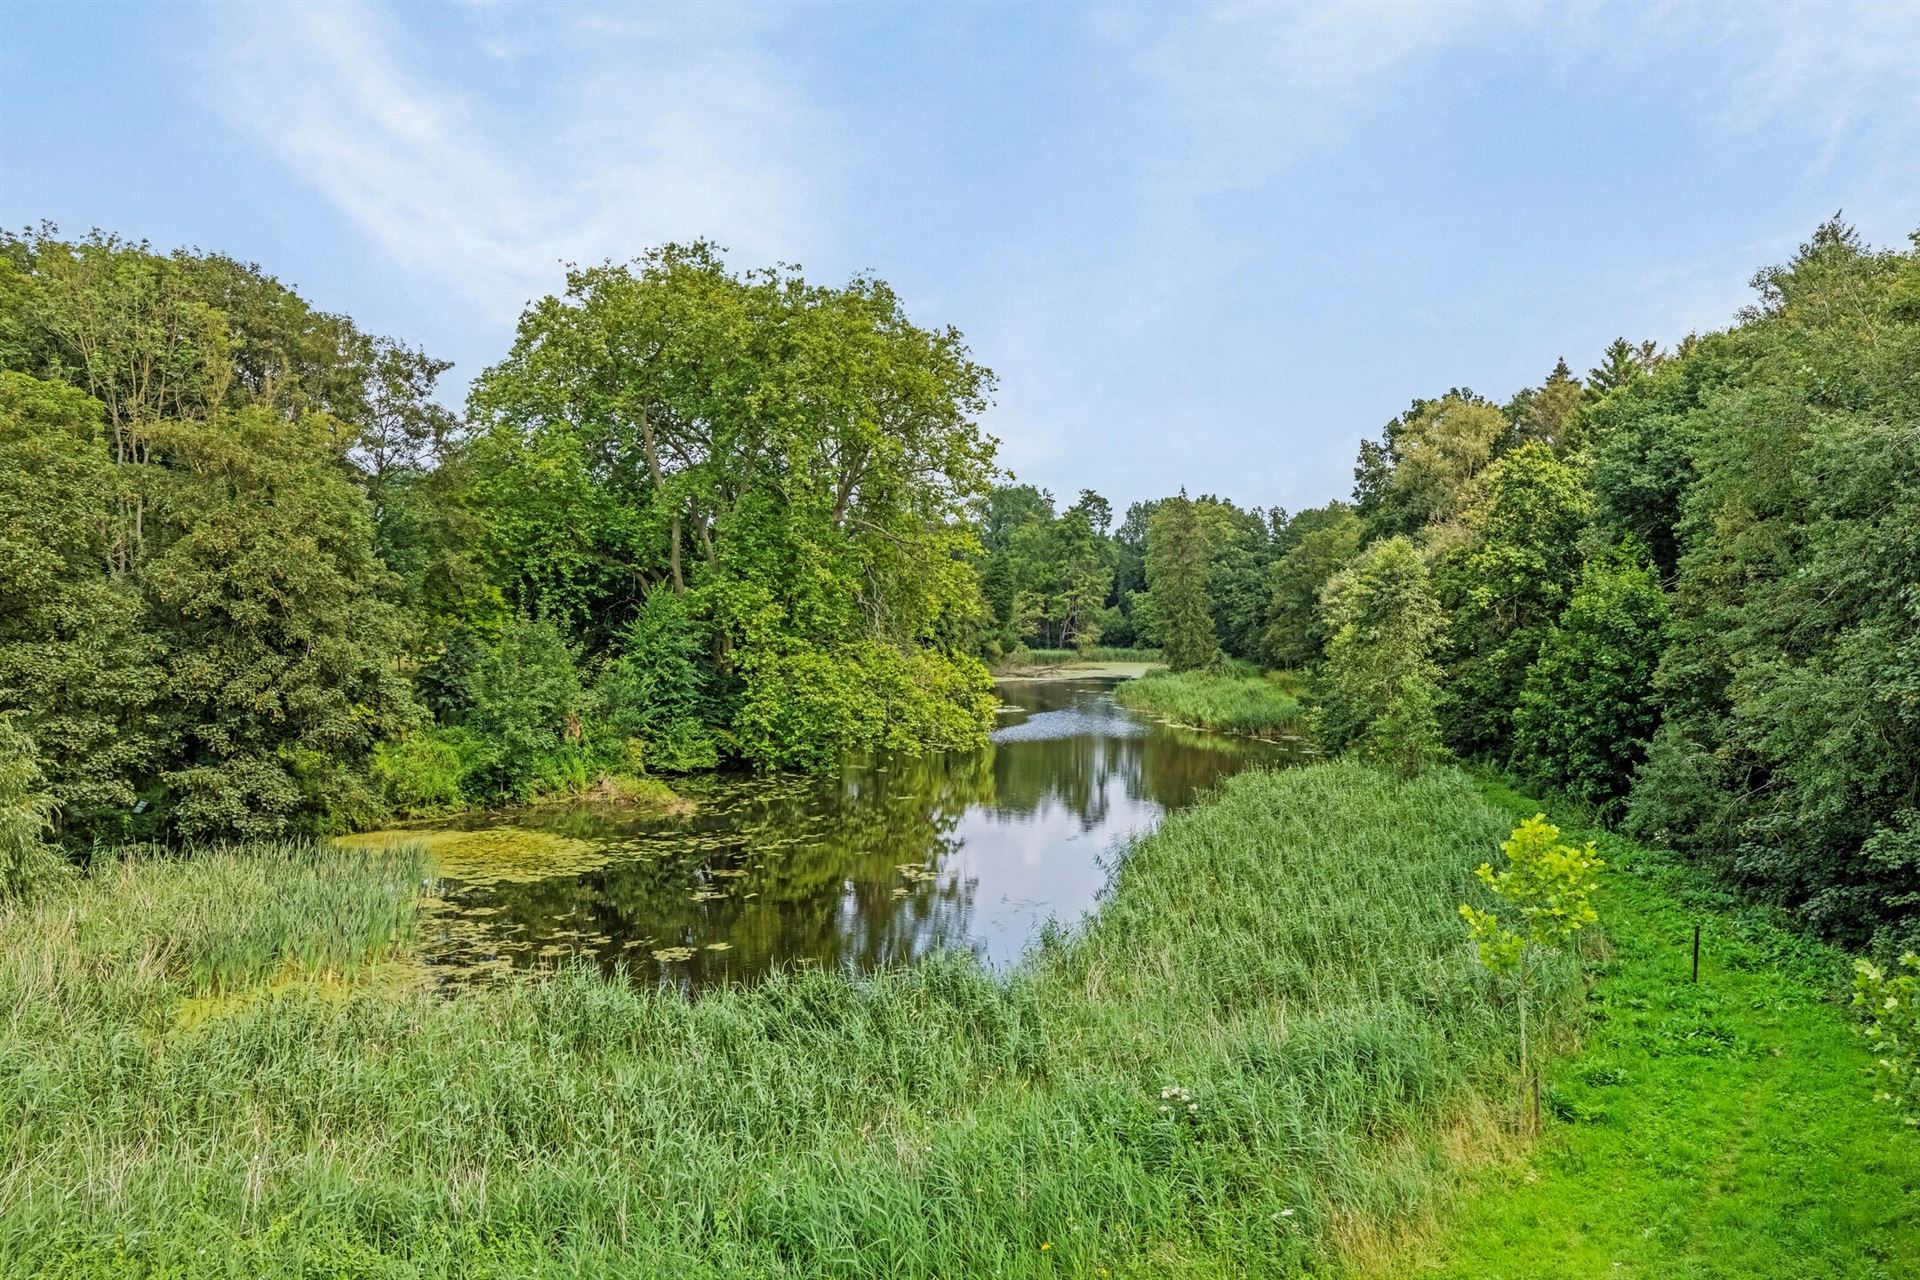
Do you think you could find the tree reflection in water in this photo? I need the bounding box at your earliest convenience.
[420,679,1300,990]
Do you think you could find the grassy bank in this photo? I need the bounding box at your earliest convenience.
[1022,646,1163,665]
[990,646,1163,674]
[1115,668,1308,739]
[371,720,693,825]
[1358,777,1920,1279]
[0,763,1561,1278]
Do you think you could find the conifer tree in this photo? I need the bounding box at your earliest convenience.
[1145,490,1218,671]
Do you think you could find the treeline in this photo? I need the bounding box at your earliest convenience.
[0,231,1001,845]
[7,219,1916,951]
[975,484,1280,662]
[1029,220,1918,953]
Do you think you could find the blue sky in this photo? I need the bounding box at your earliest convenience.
[4,1,1916,513]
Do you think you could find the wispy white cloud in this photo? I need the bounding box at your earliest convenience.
[186,0,1917,509]
[1116,0,1507,196]
[973,3,1515,486]
[205,0,834,324]
[1707,1,1920,163]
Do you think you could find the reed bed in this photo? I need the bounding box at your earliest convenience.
[0,764,1569,1278]
[1115,668,1308,739]
[1015,646,1164,666]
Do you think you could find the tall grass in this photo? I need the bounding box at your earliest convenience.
[0,841,425,1004]
[1007,646,1163,667]
[0,765,1570,1278]
[1116,668,1309,739]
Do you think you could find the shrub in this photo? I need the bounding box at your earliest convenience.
[467,616,587,799]
[1854,952,1920,1124]
[733,642,993,769]
[596,591,728,773]
[371,726,496,816]
[639,719,722,773]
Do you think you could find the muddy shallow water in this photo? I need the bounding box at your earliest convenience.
[362,678,1304,991]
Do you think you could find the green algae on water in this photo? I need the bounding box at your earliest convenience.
[341,826,611,887]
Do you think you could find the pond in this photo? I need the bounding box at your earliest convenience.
[380,677,1302,990]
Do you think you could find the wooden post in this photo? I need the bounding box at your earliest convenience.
[1691,923,1701,983]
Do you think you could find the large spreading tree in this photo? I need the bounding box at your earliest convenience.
[466,243,1002,769]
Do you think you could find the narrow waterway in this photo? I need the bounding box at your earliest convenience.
[374,677,1302,990]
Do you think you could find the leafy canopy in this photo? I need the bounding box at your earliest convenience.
[1461,813,1605,976]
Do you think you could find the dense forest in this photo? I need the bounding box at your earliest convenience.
[3,220,1918,956]
[0,231,1001,843]
[1002,220,1920,956]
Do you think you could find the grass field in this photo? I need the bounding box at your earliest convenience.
[0,763,1556,1278]
[8,764,1905,1278]
[1115,668,1308,739]
[1358,776,1920,1280]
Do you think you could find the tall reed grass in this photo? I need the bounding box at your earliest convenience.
[1007,646,1164,667]
[1116,668,1308,739]
[0,764,1570,1278]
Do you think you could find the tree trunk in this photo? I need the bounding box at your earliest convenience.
[1518,970,1539,1136]
[636,405,682,592]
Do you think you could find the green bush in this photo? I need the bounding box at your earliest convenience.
[467,616,587,800]
[370,727,497,816]
[1854,952,1920,1123]
[734,642,993,770]
[595,591,728,774]
[528,740,601,799]
[640,718,722,773]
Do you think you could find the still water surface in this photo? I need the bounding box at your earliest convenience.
[405,678,1298,989]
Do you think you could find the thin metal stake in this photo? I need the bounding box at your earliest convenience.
[1691,922,1701,983]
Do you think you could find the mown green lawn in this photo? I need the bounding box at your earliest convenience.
[1367,777,1920,1280]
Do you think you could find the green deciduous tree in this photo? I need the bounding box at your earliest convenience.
[468,243,1001,769]
[1432,441,1593,757]
[141,407,419,837]
[0,231,424,840]
[1353,390,1511,537]
[1261,502,1364,668]
[0,372,162,836]
[1626,220,1920,952]
[1461,813,1604,1132]
[1317,536,1446,773]
[1195,496,1277,660]
[1512,544,1668,807]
